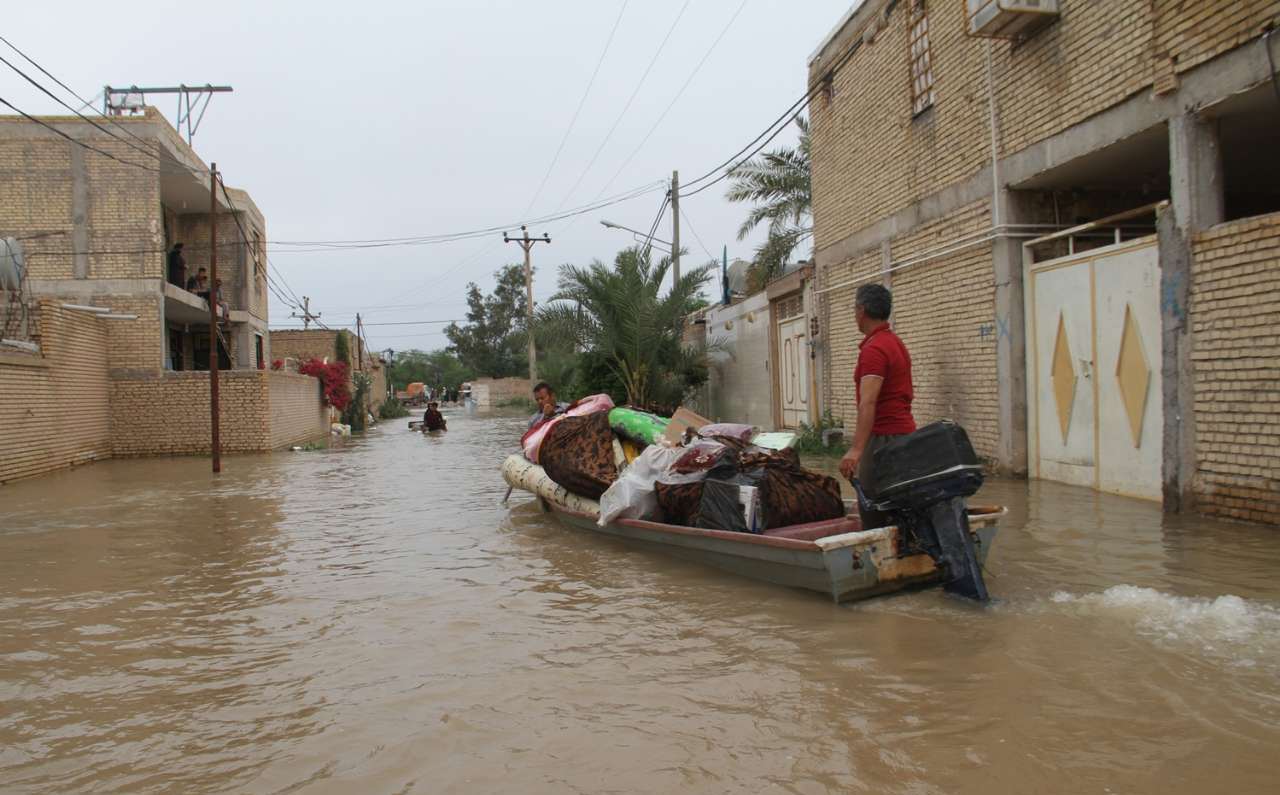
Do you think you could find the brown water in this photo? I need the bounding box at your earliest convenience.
[2,412,1278,794]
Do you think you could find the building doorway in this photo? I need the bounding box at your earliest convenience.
[193,331,231,371]
[776,313,810,429]
[1024,234,1163,500]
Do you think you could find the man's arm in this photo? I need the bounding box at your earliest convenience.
[839,375,883,480]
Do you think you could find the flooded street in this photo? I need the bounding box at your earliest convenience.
[2,411,1278,794]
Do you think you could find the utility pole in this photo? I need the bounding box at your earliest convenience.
[503,225,551,382]
[208,163,222,474]
[355,313,365,370]
[291,296,321,329]
[670,170,681,287]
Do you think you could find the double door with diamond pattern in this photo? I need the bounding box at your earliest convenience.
[1025,238,1163,501]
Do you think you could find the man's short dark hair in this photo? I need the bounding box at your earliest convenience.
[855,283,892,321]
[197,266,207,273]
[532,381,553,395]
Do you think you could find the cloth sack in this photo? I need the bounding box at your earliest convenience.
[521,393,615,463]
[598,445,702,525]
[539,409,619,500]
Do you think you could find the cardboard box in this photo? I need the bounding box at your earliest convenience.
[661,407,712,445]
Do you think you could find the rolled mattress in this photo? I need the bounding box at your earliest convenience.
[502,453,601,517]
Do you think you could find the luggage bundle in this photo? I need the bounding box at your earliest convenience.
[655,446,844,534]
[528,400,844,534]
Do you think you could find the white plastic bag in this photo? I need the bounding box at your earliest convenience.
[598,445,703,526]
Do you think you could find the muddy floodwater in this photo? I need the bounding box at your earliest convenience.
[2,411,1278,794]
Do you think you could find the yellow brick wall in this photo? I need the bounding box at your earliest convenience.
[809,1,1280,251]
[888,201,1000,459]
[0,302,111,484]
[819,200,1001,460]
[992,0,1156,158]
[1189,211,1280,524]
[0,126,163,281]
[102,294,164,371]
[268,371,331,448]
[819,248,882,423]
[1153,0,1278,83]
[108,370,324,455]
[270,329,344,365]
[811,0,993,252]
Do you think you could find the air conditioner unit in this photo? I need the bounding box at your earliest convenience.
[966,0,1059,39]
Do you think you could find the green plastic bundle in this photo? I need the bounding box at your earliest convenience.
[609,407,669,446]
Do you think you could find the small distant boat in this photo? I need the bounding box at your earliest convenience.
[501,454,1003,604]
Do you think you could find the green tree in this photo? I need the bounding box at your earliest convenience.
[444,264,530,378]
[537,246,711,411]
[726,115,812,288]
[334,330,352,365]
[389,348,474,392]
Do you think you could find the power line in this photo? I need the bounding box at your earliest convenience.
[0,94,166,173]
[520,0,630,217]
[677,102,806,199]
[549,0,690,214]
[265,180,665,250]
[679,206,716,262]
[677,18,870,199]
[593,0,748,200]
[0,34,158,153]
[0,52,171,167]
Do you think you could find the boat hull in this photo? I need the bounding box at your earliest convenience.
[502,454,1001,603]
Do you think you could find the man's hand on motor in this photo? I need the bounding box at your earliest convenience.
[839,448,861,481]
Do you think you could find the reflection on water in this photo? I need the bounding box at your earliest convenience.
[2,412,1278,793]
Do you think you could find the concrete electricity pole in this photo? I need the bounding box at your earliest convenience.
[503,225,551,382]
[670,170,680,286]
[208,163,221,474]
[291,296,321,329]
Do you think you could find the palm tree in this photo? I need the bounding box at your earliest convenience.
[726,115,812,288]
[537,246,712,410]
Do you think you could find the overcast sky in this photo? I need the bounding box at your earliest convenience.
[6,0,854,353]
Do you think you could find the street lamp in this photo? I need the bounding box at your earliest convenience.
[599,219,672,253]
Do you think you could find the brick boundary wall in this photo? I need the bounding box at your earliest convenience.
[269,371,331,448]
[109,370,328,457]
[1189,211,1280,525]
[0,302,111,484]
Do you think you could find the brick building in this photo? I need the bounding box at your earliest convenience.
[1,106,271,371]
[269,328,387,414]
[0,108,328,482]
[808,1,1280,523]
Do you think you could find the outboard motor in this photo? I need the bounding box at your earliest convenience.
[853,420,990,602]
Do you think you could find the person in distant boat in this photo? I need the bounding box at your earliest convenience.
[528,381,568,431]
[423,401,447,432]
[838,284,916,530]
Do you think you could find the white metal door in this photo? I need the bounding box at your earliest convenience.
[778,315,809,428]
[1025,238,1162,500]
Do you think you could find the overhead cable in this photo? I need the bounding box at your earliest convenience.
[520,0,630,217]
[548,0,691,215]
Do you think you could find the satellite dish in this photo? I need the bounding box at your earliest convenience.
[0,238,24,291]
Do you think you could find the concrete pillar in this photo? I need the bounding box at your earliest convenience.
[991,189,1032,476]
[1161,113,1224,512]
[70,146,89,279]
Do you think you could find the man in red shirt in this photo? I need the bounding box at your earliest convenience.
[839,283,916,529]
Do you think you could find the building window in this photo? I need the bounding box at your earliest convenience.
[909,1,934,116]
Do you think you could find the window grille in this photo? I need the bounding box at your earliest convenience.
[909,2,934,115]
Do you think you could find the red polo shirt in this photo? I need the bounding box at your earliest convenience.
[855,323,916,436]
